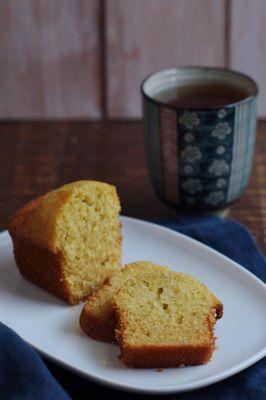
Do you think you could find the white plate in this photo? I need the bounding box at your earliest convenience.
[0,216,265,395]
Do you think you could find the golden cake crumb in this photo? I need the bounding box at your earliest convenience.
[80,261,169,342]
[113,266,223,368]
[9,180,122,304]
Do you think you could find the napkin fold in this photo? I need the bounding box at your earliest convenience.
[0,323,70,400]
[155,216,266,281]
[0,216,265,400]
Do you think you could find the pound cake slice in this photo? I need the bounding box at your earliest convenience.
[113,268,223,368]
[9,181,122,305]
[80,261,169,342]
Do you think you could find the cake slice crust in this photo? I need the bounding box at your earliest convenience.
[9,180,122,304]
[80,261,169,342]
[113,268,223,368]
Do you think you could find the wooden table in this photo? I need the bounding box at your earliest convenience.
[0,120,265,399]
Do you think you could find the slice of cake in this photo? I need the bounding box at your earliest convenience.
[113,268,223,368]
[80,261,169,342]
[9,180,122,305]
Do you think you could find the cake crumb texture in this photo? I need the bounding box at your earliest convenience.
[80,261,169,342]
[9,180,122,304]
[113,267,223,368]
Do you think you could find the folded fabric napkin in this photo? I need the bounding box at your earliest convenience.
[0,323,70,400]
[0,216,265,400]
[155,216,266,281]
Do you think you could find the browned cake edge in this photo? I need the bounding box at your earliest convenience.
[9,190,122,306]
[79,306,115,342]
[113,302,223,368]
[116,342,215,368]
[79,275,117,342]
[9,196,79,305]
[10,235,75,304]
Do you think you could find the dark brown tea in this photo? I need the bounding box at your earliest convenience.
[155,81,249,108]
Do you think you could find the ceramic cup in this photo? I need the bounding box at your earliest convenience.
[141,67,258,211]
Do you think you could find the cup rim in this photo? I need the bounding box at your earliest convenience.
[141,66,258,111]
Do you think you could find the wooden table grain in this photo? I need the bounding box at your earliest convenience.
[0,120,265,399]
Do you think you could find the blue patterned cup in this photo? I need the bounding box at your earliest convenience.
[141,67,258,211]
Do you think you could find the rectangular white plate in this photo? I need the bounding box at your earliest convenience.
[0,216,265,394]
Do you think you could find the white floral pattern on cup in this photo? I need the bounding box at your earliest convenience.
[218,109,227,119]
[183,165,194,175]
[208,159,230,176]
[216,178,227,188]
[182,178,202,194]
[181,145,202,163]
[216,145,226,155]
[184,132,194,142]
[177,106,233,206]
[179,111,200,129]
[211,122,232,140]
[205,191,225,205]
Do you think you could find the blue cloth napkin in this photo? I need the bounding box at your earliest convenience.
[155,216,266,281]
[0,216,265,399]
[0,323,70,400]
